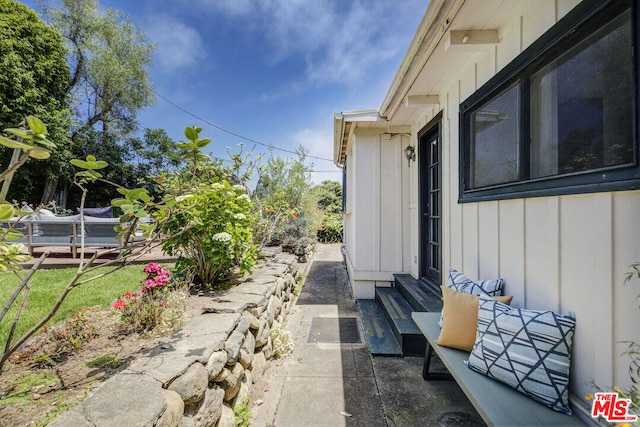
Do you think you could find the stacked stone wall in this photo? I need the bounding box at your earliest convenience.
[50,254,300,427]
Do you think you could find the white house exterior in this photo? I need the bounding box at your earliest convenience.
[334,0,640,419]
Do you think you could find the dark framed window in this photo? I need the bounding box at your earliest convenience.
[459,0,640,202]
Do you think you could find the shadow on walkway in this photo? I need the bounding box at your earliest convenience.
[251,244,484,427]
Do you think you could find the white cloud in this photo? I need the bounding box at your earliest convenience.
[191,0,423,88]
[144,13,206,73]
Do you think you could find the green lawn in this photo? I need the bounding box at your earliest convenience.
[0,263,173,347]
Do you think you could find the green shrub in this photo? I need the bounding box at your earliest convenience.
[317,212,343,243]
[159,179,257,285]
[253,148,320,251]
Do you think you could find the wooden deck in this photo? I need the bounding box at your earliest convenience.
[18,244,176,269]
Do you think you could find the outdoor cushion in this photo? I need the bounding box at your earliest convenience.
[467,298,576,415]
[77,206,113,218]
[448,268,504,296]
[439,268,505,327]
[36,209,57,219]
[437,286,512,352]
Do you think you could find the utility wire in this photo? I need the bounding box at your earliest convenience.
[154,90,336,163]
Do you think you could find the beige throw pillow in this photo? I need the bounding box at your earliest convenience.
[436,286,513,352]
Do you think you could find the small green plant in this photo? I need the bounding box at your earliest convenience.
[86,354,122,369]
[0,369,61,406]
[11,308,100,367]
[234,398,251,427]
[270,326,294,358]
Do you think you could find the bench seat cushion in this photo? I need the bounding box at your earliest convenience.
[467,298,576,415]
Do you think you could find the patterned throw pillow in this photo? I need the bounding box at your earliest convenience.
[448,268,504,296]
[438,268,504,327]
[437,286,513,352]
[467,298,576,415]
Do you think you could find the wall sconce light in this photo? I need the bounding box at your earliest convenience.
[404,145,416,167]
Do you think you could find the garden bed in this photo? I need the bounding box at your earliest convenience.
[0,290,210,427]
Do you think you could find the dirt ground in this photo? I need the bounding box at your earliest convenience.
[0,292,210,427]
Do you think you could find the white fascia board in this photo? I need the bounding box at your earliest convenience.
[333,109,381,167]
[340,109,382,122]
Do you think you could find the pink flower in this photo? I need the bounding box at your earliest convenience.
[112,299,127,310]
[143,262,164,275]
[123,291,137,299]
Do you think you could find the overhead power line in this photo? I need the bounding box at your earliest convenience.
[154,90,335,163]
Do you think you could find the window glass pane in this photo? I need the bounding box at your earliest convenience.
[470,84,520,188]
[530,10,633,178]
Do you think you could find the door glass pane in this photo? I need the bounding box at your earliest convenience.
[470,84,520,188]
[530,10,633,178]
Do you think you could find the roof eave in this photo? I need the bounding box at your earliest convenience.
[333,109,381,167]
[379,0,461,121]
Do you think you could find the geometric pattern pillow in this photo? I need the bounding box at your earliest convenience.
[439,268,505,327]
[467,298,576,415]
[448,268,504,297]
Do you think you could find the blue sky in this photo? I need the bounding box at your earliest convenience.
[20,0,425,185]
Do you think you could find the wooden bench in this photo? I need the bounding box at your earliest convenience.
[411,312,586,427]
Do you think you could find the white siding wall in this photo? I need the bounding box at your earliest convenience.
[344,131,408,299]
[407,0,640,407]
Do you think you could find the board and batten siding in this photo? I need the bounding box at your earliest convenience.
[343,130,409,299]
[405,0,640,404]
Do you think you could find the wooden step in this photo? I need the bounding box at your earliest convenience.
[376,287,426,356]
[393,274,443,313]
[356,299,402,356]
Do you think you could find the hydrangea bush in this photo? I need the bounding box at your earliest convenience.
[157,128,258,286]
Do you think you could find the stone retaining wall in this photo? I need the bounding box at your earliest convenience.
[50,253,300,427]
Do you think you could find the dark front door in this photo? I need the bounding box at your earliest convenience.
[419,116,442,287]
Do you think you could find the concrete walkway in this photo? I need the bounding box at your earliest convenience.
[251,243,484,427]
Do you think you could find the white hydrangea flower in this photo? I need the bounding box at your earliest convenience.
[233,184,246,191]
[211,183,225,190]
[212,232,232,242]
[233,213,246,220]
[175,194,193,202]
[237,194,250,201]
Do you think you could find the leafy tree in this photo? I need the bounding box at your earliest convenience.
[37,0,156,206]
[65,128,137,208]
[253,147,321,255]
[64,128,183,207]
[129,129,183,178]
[254,147,313,208]
[311,181,343,243]
[0,0,71,204]
[311,180,342,212]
